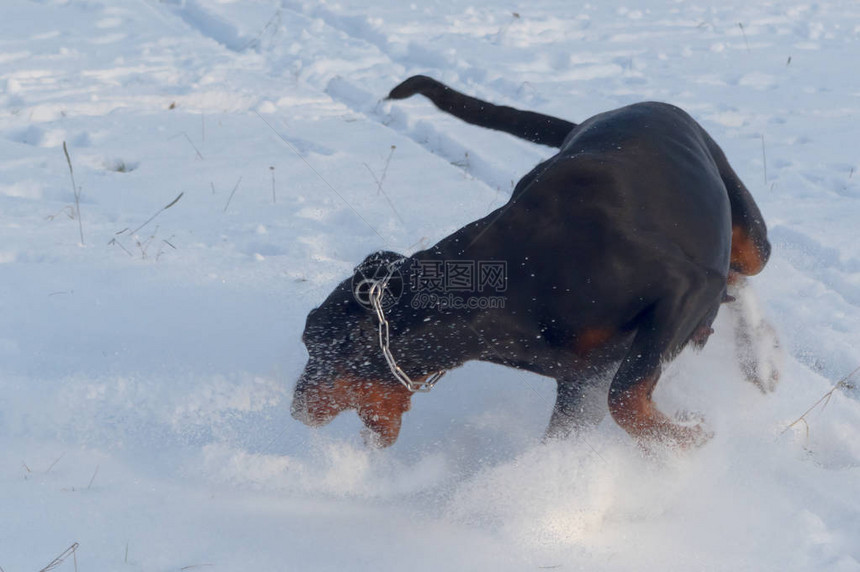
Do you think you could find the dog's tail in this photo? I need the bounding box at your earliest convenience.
[387,75,576,148]
[701,132,771,276]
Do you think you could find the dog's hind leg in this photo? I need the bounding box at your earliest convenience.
[387,75,576,148]
[544,378,606,441]
[607,305,714,449]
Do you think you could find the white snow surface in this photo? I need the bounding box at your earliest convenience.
[2,0,860,570]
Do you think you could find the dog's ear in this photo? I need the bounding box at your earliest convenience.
[352,251,407,312]
[355,250,405,272]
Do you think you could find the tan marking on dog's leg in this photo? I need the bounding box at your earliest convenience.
[609,374,711,448]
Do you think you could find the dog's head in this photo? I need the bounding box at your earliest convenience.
[291,251,419,447]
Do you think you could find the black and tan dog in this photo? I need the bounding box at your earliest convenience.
[292,76,771,448]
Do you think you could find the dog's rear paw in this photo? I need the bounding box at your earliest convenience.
[654,416,713,450]
[635,421,713,457]
[628,416,713,451]
[664,414,713,449]
[677,421,714,449]
[675,409,706,426]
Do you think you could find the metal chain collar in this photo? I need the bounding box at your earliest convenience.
[369,266,446,393]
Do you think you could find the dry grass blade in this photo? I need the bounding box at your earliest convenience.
[38,542,79,572]
[270,166,276,203]
[241,8,282,51]
[131,192,184,234]
[372,145,396,195]
[63,141,84,245]
[163,193,184,210]
[108,238,134,257]
[738,22,750,52]
[46,452,65,474]
[178,132,204,160]
[254,111,389,244]
[45,206,76,222]
[87,464,99,490]
[363,146,404,224]
[223,176,243,212]
[782,364,860,435]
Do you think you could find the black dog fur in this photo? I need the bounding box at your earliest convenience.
[292,75,771,448]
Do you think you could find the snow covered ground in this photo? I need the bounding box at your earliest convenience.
[1,0,859,569]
